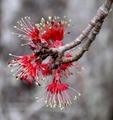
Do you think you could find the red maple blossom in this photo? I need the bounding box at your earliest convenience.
[8,16,81,109]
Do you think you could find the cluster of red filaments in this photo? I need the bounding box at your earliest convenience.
[45,81,80,109]
[8,16,81,110]
[43,68,81,109]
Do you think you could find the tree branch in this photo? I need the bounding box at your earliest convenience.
[38,0,113,68]
[63,21,103,63]
[61,0,113,63]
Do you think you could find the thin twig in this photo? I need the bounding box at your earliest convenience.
[63,21,103,63]
[61,0,113,63]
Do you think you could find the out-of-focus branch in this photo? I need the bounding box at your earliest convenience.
[60,0,113,63]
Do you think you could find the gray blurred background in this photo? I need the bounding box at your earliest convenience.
[0,0,113,120]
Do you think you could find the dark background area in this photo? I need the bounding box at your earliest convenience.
[0,0,113,120]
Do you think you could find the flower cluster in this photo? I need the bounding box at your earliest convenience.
[8,16,81,110]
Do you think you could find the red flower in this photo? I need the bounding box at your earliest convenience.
[39,17,69,47]
[9,16,81,109]
[14,17,38,39]
[47,81,69,94]
[41,21,65,41]
[51,63,72,86]
[8,54,37,83]
[36,80,81,109]
[40,64,52,76]
[28,28,41,44]
[8,53,52,85]
[13,16,70,49]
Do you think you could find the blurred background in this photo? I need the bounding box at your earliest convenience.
[0,0,113,120]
